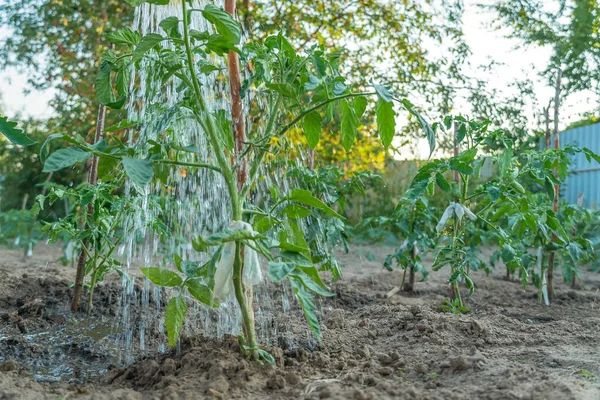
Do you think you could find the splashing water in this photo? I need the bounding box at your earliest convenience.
[112,0,337,363]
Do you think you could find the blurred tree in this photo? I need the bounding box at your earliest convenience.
[489,0,600,97]
[0,0,133,136]
[0,0,133,209]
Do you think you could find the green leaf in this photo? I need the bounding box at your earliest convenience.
[159,16,180,37]
[106,28,141,46]
[257,349,276,366]
[141,267,183,287]
[401,99,435,157]
[0,116,36,146]
[122,157,153,189]
[185,279,217,307]
[205,34,239,56]
[164,296,187,348]
[435,172,451,193]
[464,274,475,297]
[97,156,120,179]
[277,219,310,257]
[373,83,393,102]
[544,176,555,200]
[501,245,516,263]
[265,83,296,98]
[289,278,322,345]
[133,33,164,62]
[289,270,334,297]
[456,147,478,163]
[286,189,344,219]
[354,96,368,119]
[213,110,234,150]
[340,99,358,151]
[268,261,296,282]
[501,147,513,176]
[486,186,501,201]
[583,147,600,164]
[253,215,278,234]
[376,98,396,148]
[448,270,461,283]
[202,4,242,45]
[448,159,473,175]
[456,123,467,144]
[115,63,131,98]
[282,204,312,219]
[302,111,322,149]
[95,61,117,105]
[43,147,91,172]
[566,242,583,263]
[556,162,568,181]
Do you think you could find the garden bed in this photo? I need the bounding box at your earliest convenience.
[0,244,599,399]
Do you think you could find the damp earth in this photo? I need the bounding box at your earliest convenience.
[0,245,599,399]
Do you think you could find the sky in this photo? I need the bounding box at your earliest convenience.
[0,1,597,157]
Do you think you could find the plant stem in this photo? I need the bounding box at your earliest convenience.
[240,95,282,200]
[274,92,376,138]
[233,241,258,359]
[88,243,98,315]
[181,0,239,219]
[224,0,258,358]
[153,159,221,173]
[408,244,416,291]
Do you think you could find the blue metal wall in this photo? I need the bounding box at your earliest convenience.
[560,123,600,208]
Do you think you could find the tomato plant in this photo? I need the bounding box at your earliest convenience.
[405,116,600,307]
[0,1,435,362]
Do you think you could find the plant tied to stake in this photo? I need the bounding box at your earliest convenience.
[404,116,600,309]
[0,0,437,362]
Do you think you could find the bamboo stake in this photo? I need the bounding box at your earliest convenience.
[71,103,106,312]
[547,69,561,301]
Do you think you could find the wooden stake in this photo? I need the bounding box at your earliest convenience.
[547,69,561,301]
[71,103,106,312]
[225,0,247,192]
[544,99,552,149]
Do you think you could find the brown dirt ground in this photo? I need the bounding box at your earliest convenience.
[0,244,599,399]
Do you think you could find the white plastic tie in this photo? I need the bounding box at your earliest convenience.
[213,221,263,302]
[436,202,477,233]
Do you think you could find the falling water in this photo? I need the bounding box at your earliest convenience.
[112,0,339,362]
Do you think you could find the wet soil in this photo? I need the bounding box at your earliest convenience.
[0,244,599,399]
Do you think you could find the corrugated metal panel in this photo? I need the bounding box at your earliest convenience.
[559,122,600,208]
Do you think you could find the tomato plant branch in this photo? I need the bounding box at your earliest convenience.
[274,92,376,138]
[181,0,240,219]
[240,94,282,200]
[153,159,221,173]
